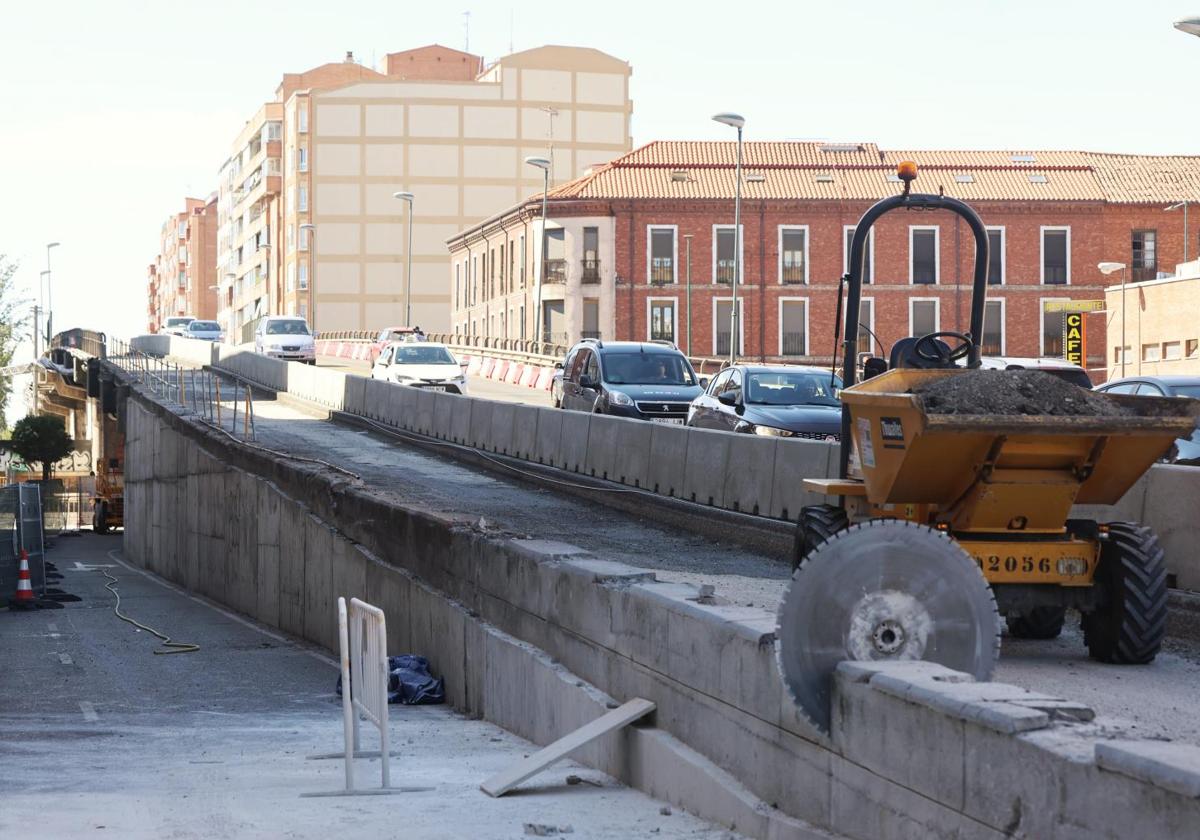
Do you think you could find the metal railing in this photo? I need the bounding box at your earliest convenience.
[715,260,737,285]
[781,263,805,284]
[581,258,601,284]
[649,261,674,285]
[781,332,807,356]
[543,259,567,284]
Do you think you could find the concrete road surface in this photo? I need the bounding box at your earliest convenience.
[0,533,736,839]
[318,354,553,407]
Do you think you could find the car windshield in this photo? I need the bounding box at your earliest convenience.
[1170,384,1200,399]
[745,372,841,406]
[166,318,192,327]
[265,320,310,335]
[603,353,695,386]
[393,346,456,365]
[189,321,219,331]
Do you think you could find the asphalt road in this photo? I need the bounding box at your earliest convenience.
[241,395,1200,747]
[317,354,553,407]
[0,533,735,839]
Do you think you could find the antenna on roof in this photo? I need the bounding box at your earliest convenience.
[463,10,471,53]
[509,7,514,54]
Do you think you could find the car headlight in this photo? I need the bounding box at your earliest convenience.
[753,425,794,437]
[609,390,634,407]
[395,374,415,382]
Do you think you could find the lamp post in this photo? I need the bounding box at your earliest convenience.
[712,113,745,365]
[1175,16,1200,36]
[683,234,694,355]
[44,242,60,344]
[393,192,415,327]
[525,156,551,349]
[1099,261,1127,378]
[299,223,316,329]
[1166,201,1191,263]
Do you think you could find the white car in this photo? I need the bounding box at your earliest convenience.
[161,316,195,336]
[254,316,316,364]
[183,319,223,342]
[371,342,468,393]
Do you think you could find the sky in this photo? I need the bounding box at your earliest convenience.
[1,0,1197,417]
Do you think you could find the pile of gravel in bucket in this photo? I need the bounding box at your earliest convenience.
[911,370,1133,417]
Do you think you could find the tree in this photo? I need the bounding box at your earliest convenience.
[0,255,31,434]
[10,414,73,481]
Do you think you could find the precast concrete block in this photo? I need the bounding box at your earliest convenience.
[342,373,367,416]
[303,516,336,651]
[277,501,307,637]
[363,378,388,421]
[364,552,413,654]
[446,393,473,444]
[645,422,688,497]
[532,407,564,466]
[610,418,653,488]
[256,483,282,627]
[331,536,368,609]
[487,402,516,454]
[415,388,437,435]
[509,404,541,460]
[682,427,731,507]
[769,439,836,521]
[315,368,346,409]
[721,434,778,516]
[1139,465,1200,590]
[557,410,592,473]
[582,413,622,480]
[1095,739,1200,798]
[466,397,494,449]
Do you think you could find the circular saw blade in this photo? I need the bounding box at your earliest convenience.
[776,520,1000,734]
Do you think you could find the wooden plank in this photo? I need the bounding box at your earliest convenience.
[803,478,867,496]
[480,698,655,797]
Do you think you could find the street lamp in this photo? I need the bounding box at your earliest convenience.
[712,112,745,365]
[1099,261,1127,378]
[299,223,316,329]
[393,192,415,327]
[1166,201,1192,263]
[683,234,694,355]
[1175,17,1200,36]
[525,156,551,349]
[45,242,60,343]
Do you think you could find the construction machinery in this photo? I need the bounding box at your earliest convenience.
[777,162,1200,733]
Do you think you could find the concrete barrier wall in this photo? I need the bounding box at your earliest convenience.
[122,389,1200,840]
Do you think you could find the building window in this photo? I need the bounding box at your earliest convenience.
[844,226,874,284]
[987,228,1005,285]
[298,146,308,172]
[1041,227,1069,285]
[1142,343,1161,363]
[286,263,295,293]
[510,241,516,290]
[298,106,309,134]
[1114,346,1131,365]
[713,225,741,284]
[298,186,308,212]
[910,299,939,337]
[648,299,676,342]
[472,256,478,305]
[779,299,808,356]
[713,299,742,356]
[299,261,308,291]
[982,299,1004,356]
[648,226,676,284]
[779,226,807,285]
[299,226,310,252]
[857,298,876,355]
[287,224,294,254]
[499,243,506,292]
[1132,230,1157,283]
[544,230,566,283]
[455,263,461,310]
[1163,341,1182,361]
[910,227,938,285]
[583,299,600,340]
[519,234,526,287]
[520,304,526,339]
[1188,339,1199,359]
[582,227,600,284]
[1041,299,1068,356]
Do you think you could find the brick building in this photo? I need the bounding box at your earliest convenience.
[447,141,1200,380]
[147,195,218,332]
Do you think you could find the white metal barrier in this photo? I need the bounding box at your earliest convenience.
[305,596,428,797]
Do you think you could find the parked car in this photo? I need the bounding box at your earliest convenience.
[161,316,194,336]
[183,319,222,342]
[978,356,1092,389]
[254,316,316,364]
[688,365,842,439]
[550,364,565,408]
[1095,375,1200,464]
[558,339,704,422]
[371,342,468,393]
[369,326,418,363]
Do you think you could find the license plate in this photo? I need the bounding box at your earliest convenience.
[651,418,683,425]
[425,386,447,392]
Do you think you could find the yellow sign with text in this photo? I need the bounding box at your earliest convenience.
[1044,300,1105,313]
[1063,312,1086,365]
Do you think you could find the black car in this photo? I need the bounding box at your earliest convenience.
[559,339,704,422]
[1095,375,1200,464]
[687,365,842,440]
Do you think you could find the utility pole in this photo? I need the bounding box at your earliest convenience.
[683,234,693,356]
[32,305,40,414]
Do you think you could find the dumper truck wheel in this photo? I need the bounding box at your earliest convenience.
[1005,607,1066,640]
[777,520,1001,734]
[1082,523,1167,664]
[792,504,850,571]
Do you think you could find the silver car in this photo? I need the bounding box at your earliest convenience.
[183,319,223,342]
[254,317,316,364]
[161,316,194,337]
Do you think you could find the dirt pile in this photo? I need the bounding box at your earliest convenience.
[911,371,1130,417]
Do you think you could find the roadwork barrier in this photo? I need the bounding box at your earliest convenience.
[120,376,1200,840]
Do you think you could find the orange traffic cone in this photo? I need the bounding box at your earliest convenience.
[14,550,35,608]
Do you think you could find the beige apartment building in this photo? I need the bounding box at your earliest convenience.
[146,195,218,332]
[211,43,631,340]
[1106,259,1200,379]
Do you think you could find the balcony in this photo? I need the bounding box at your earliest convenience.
[581,258,601,284]
[543,259,567,284]
[781,331,806,356]
[781,263,805,285]
[715,260,737,285]
[649,260,674,286]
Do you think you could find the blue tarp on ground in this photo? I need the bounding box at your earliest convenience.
[336,654,445,705]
